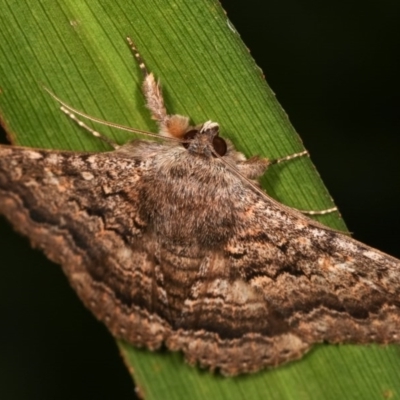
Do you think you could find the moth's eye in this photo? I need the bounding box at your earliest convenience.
[182,130,198,149]
[212,136,227,157]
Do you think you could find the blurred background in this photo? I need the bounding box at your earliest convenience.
[1,1,399,399]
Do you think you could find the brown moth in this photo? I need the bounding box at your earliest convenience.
[0,38,400,376]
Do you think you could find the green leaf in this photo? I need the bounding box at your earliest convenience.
[0,1,399,399]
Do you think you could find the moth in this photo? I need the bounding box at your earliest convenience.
[0,37,399,376]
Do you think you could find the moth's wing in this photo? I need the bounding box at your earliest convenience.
[164,194,400,375]
[0,146,172,349]
[3,146,400,376]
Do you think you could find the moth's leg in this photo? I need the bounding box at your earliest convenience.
[268,150,338,215]
[238,150,338,216]
[268,150,309,166]
[59,106,120,150]
[43,87,120,149]
[236,156,270,179]
[236,150,309,179]
[127,37,189,138]
[126,37,167,124]
[298,207,338,216]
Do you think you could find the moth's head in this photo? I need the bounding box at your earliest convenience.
[182,121,227,158]
[161,114,227,158]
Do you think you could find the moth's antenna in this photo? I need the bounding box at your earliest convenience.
[43,86,183,144]
[59,105,120,149]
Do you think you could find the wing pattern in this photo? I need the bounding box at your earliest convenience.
[1,144,400,376]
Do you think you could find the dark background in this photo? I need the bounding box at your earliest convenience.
[1,1,399,399]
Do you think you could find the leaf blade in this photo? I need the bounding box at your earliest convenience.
[1,1,399,399]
